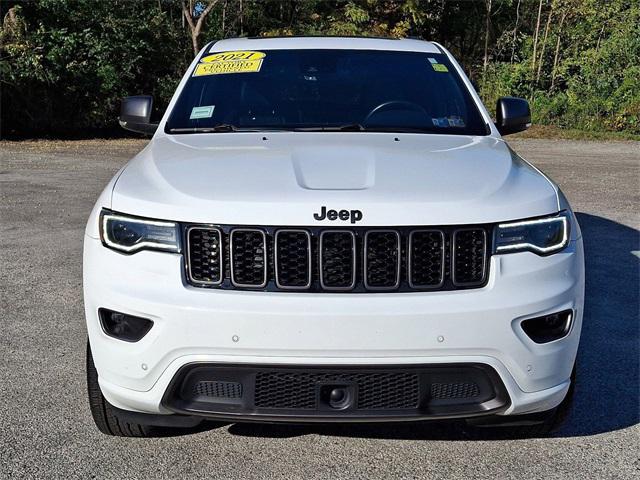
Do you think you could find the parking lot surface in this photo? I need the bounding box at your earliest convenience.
[1,138,638,479]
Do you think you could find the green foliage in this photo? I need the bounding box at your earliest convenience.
[1,0,189,135]
[1,0,638,136]
[481,0,640,134]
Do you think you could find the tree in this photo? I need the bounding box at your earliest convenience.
[535,0,553,84]
[182,0,219,54]
[483,0,492,82]
[531,0,544,81]
[1,0,638,136]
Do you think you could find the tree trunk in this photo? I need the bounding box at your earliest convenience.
[595,24,606,53]
[222,0,227,37]
[482,0,492,85]
[182,0,219,55]
[511,0,521,64]
[535,2,554,84]
[531,0,544,78]
[551,11,567,90]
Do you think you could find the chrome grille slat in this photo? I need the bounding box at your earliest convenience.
[186,227,223,285]
[274,230,312,290]
[229,229,268,288]
[408,230,445,289]
[452,229,487,287]
[364,230,401,290]
[319,230,357,290]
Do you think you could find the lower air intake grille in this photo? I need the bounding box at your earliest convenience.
[430,382,480,399]
[193,380,242,399]
[163,364,508,419]
[254,371,420,410]
[356,373,420,409]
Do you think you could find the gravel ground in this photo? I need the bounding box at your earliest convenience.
[0,138,638,479]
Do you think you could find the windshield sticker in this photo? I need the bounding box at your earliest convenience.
[447,116,465,127]
[428,57,438,64]
[193,51,266,76]
[431,63,449,73]
[432,118,449,128]
[432,116,466,128]
[189,105,215,119]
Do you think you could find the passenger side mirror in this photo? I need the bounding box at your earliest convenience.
[495,97,531,136]
[119,96,158,135]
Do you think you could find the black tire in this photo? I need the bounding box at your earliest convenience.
[463,364,576,439]
[86,340,156,437]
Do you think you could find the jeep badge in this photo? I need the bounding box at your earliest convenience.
[313,206,363,224]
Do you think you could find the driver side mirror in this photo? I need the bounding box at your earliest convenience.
[495,97,531,136]
[119,96,158,135]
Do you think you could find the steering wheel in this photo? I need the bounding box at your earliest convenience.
[363,100,430,124]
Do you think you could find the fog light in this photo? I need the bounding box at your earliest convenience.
[99,308,153,342]
[521,310,573,344]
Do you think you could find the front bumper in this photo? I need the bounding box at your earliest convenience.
[84,235,584,420]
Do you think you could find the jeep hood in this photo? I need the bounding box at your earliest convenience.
[111,133,559,226]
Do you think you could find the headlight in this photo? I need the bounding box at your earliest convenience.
[100,210,180,253]
[494,212,570,255]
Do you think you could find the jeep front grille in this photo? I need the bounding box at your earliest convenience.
[230,229,267,287]
[320,231,356,290]
[408,230,445,288]
[186,227,223,285]
[364,231,401,290]
[274,230,312,289]
[184,225,490,293]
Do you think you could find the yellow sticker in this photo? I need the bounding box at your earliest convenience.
[193,51,266,76]
[432,63,449,72]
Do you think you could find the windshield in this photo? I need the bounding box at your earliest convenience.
[165,49,488,135]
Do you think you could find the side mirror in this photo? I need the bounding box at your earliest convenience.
[495,97,531,136]
[119,96,158,135]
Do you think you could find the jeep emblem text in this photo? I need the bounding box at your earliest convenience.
[313,206,363,224]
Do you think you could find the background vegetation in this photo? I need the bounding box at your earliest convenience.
[1,0,638,137]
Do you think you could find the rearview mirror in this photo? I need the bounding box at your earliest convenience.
[119,96,158,135]
[495,97,531,136]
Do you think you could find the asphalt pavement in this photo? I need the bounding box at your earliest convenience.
[0,138,638,479]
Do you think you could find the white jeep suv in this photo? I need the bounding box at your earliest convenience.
[84,37,584,437]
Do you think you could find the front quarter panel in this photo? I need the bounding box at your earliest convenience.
[85,165,127,239]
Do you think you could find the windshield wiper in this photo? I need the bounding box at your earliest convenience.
[293,123,366,132]
[168,124,242,133]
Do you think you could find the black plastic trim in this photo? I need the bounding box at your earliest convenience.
[98,308,153,343]
[161,363,510,423]
[520,309,574,344]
